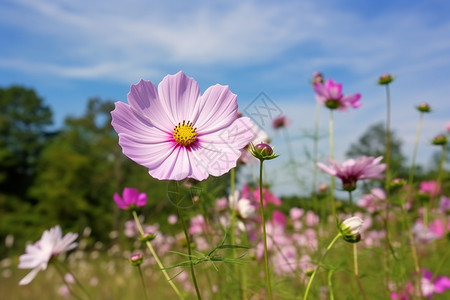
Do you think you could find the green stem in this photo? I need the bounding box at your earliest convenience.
[399,205,423,299]
[132,210,183,299]
[383,83,392,296]
[52,260,84,300]
[432,246,450,281]
[137,265,150,300]
[229,168,244,300]
[259,160,273,300]
[329,110,336,217]
[312,102,321,215]
[174,184,202,300]
[408,113,423,186]
[303,234,341,300]
[328,269,335,300]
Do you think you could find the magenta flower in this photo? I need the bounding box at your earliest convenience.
[18,226,78,285]
[113,187,148,210]
[318,156,386,191]
[272,115,290,129]
[419,180,442,198]
[391,269,450,299]
[111,71,255,181]
[313,78,361,110]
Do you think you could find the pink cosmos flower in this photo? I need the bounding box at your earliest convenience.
[313,78,362,110]
[111,71,255,181]
[358,188,386,213]
[419,181,442,198]
[113,187,147,210]
[18,226,78,285]
[391,269,450,299]
[318,156,386,191]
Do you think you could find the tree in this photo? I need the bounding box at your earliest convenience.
[0,86,53,197]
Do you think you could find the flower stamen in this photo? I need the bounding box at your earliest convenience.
[173,121,197,147]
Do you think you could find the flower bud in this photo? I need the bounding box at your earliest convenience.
[378,73,394,85]
[432,134,447,146]
[312,71,324,84]
[250,143,279,161]
[129,253,144,266]
[416,102,431,113]
[390,178,406,190]
[139,232,157,242]
[339,216,363,243]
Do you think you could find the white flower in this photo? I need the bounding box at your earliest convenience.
[18,225,78,285]
[229,191,256,232]
[229,191,256,219]
[339,216,364,243]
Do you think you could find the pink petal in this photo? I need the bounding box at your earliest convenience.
[157,71,201,123]
[127,79,175,132]
[194,84,238,134]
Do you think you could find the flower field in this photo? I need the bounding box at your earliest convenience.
[1,71,449,300]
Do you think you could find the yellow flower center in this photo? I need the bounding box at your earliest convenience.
[173,121,197,147]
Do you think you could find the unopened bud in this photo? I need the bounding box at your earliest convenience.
[129,253,144,266]
[416,102,431,113]
[339,216,363,243]
[378,73,394,85]
[250,143,279,161]
[432,135,447,146]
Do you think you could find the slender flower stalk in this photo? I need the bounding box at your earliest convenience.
[131,211,183,299]
[312,102,321,213]
[303,234,341,300]
[408,112,424,191]
[129,253,149,300]
[229,168,244,300]
[136,265,149,300]
[379,74,393,296]
[329,110,336,216]
[174,184,202,300]
[250,143,279,300]
[259,159,273,300]
[52,260,84,300]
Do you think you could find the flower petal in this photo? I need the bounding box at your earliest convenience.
[194,84,238,134]
[158,71,201,123]
[19,265,45,286]
[127,79,174,132]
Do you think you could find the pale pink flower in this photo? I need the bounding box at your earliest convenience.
[358,188,386,213]
[113,187,147,210]
[318,156,386,191]
[445,121,450,133]
[189,215,206,235]
[313,78,361,110]
[289,207,304,221]
[111,71,255,181]
[18,226,78,285]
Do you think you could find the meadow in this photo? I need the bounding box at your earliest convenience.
[1,72,449,299]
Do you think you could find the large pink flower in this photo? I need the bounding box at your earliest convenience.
[318,156,386,191]
[111,71,255,181]
[313,78,361,110]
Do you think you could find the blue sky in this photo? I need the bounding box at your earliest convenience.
[1,0,449,195]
